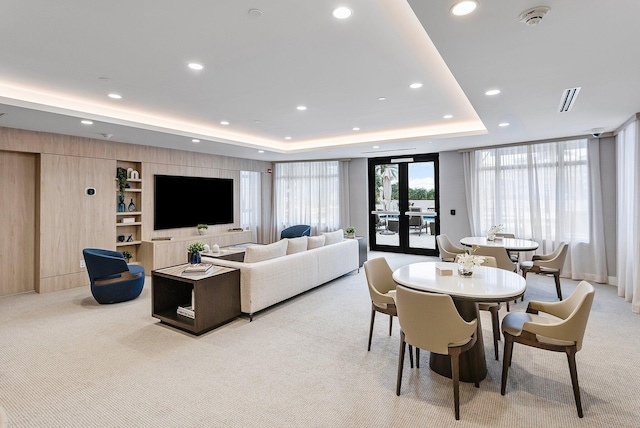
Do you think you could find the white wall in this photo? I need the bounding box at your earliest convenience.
[599,137,617,278]
[348,158,369,246]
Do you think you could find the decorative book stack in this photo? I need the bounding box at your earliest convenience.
[181,263,213,276]
[177,289,196,319]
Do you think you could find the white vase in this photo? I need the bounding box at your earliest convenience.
[198,228,207,235]
[458,262,474,277]
[211,244,220,253]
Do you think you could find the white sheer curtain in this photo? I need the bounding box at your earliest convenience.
[274,161,343,237]
[463,139,607,282]
[240,170,261,243]
[616,118,640,313]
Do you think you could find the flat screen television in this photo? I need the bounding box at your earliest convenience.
[154,175,234,230]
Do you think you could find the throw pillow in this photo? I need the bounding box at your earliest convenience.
[286,236,308,255]
[244,239,288,263]
[322,229,344,246]
[307,235,326,249]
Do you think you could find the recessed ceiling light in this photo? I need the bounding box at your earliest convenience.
[81,120,93,125]
[443,114,453,119]
[188,63,204,70]
[409,83,423,89]
[450,1,478,16]
[296,106,307,111]
[192,139,200,143]
[378,97,386,101]
[285,136,292,140]
[498,122,510,127]
[333,7,352,19]
[220,121,229,125]
[353,127,360,131]
[108,93,122,99]
[373,145,380,149]
[258,150,265,153]
[485,89,501,96]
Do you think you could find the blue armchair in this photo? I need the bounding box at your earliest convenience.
[83,248,145,304]
[280,225,311,239]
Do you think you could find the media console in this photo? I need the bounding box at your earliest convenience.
[138,230,252,271]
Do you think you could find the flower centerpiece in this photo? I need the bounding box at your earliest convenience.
[486,224,504,241]
[457,248,485,277]
[187,242,206,265]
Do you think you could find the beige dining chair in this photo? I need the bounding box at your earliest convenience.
[501,280,595,418]
[457,255,502,361]
[395,285,479,420]
[495,232,519,262]
[436,234,466,262]
[473,244,519,311]
[520,242,569,300]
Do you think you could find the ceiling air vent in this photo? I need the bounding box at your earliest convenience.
[558,87,581,113]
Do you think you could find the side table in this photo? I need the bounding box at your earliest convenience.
[152,264,240,335]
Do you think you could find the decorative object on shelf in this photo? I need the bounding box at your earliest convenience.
[118,235,125,242]
[121,250,132,263]
[345,227,356,239]
[203,244,211,252]
[128,198,136,212]
[211,244,220,253]
[457,251,485,277]
[126,234,133,242]
[127,168,133,178]
[486,224,504,241]
[121,217,135,223]
[117,195,126,212]
[197,223,208,235]
[130,170,139,180]
[187,242,206,264]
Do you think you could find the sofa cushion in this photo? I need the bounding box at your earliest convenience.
[286,236,308,255]
[322,229,344,246]
[307,235,326,249]
[244,239,288,263]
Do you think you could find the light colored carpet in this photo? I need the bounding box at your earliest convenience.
[0,251,638,427]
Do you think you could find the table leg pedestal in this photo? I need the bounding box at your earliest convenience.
[428,300,488,382]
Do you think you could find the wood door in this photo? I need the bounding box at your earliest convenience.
[0,151,36,295]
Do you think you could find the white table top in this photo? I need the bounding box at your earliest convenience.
[392,262,526,302]
[460,236,539,251]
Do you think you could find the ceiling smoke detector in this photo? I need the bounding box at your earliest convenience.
[518,6,550,26]
[99,133,113,139]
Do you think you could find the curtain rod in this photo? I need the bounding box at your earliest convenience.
[457,133,612,153]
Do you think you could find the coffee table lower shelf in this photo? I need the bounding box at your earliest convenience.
[151,264,240,335]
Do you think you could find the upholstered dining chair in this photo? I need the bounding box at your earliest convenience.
[520,242,569,300]
[456,255,502,361]
[436,234,466,262]
[495,232,519,262]
[395,285,479,420]
[83,248,145,304]
[473,245,518,311]
[363,258,398,349]
[501,280,595,418]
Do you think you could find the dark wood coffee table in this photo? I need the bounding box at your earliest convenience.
[152,264,240,335]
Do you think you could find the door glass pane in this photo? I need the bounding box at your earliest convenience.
[408,162,436,250]
[372,163,399,247]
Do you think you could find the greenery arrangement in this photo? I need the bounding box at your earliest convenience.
[116,167,128,197]
[121,251,132,262]
[197,224,208,230]
[345,227,356,235]
[187,242,206,253]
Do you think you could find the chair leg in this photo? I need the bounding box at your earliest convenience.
[416,348,420,369]
[554,272,563,300]
[506,301,510,311]
[367,306,376,351]
[566,347,584,418]
[396,332,406,396]
[450,348,461,420]
[409,345,414,368]
[501,336,514,395]
[490,306,500,360]
[389,314,393,336]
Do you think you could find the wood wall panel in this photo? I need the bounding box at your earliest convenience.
[0,126,271,294]
[0,151,36,296]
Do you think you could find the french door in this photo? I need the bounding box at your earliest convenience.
[368,154,439,256]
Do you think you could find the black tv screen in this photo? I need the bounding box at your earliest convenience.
[154,175,234,230]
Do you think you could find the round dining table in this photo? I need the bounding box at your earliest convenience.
[392,261,526,382]
[460,236,539,252]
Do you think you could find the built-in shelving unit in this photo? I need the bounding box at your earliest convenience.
[116,161,142,262]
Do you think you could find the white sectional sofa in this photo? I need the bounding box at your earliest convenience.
[202,230,359,319]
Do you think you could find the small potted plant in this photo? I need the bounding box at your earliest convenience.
[121,250,133,263]
[345,227,356,238]
[187,242,206,264]
[197,224,208,235]
[116,167,128,212]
